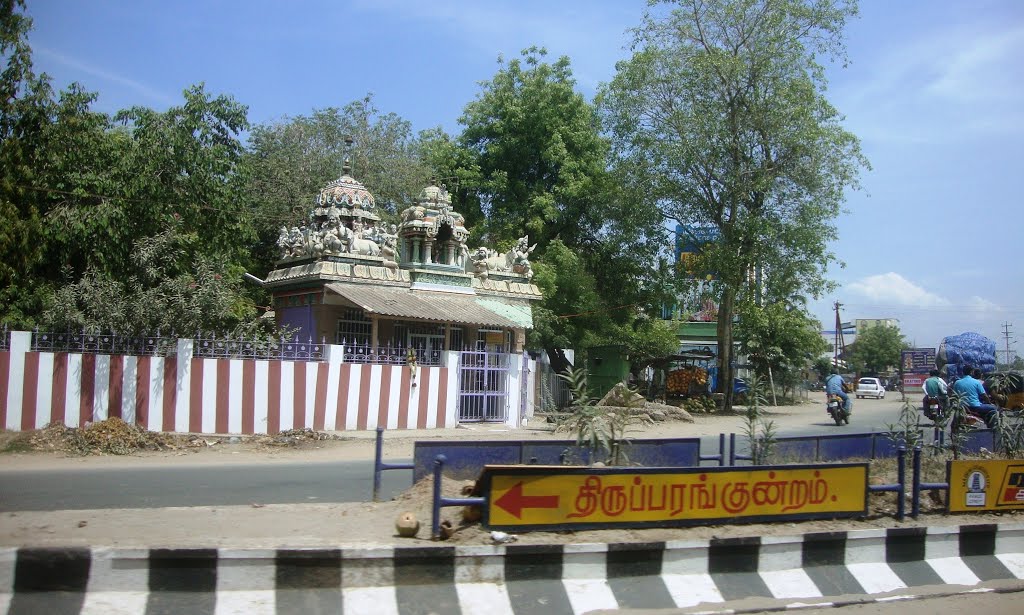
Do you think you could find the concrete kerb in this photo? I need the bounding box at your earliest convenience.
[3,523,1024,612]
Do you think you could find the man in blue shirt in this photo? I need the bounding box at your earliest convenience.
[825,370,851,415]
[952,367,998,428]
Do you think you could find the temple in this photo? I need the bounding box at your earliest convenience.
[264,162,542,365]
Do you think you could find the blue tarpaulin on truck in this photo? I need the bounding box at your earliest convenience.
[936,331,997,377]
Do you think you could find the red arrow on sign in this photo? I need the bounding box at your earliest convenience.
[494,481,560,518]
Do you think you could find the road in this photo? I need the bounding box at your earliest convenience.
[0,392,913,513]
[0,459,414,512]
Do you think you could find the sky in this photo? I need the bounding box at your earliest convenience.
[23,0,1024,357]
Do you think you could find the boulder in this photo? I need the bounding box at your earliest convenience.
[596,383,645,408]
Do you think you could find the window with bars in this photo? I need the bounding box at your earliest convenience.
[335,309,372,345]
[392,322,463,350]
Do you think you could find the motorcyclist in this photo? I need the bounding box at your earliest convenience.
[825,369,852,416]
[921,369,948,420]
[951,367,999,428]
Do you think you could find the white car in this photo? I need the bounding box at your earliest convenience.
[855,377,886,399]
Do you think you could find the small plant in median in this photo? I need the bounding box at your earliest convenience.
[988,372,1024,458]
[555,367,648,466]
[741,374,777,465]
[883,400,925,452]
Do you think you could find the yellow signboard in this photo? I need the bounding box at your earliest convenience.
[948,459,1024,512]
[483,465,867,530]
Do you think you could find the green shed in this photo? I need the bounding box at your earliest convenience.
[586,345,631,400]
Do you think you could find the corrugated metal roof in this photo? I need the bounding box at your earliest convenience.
[474,297,534,329]
[325,283,528,329]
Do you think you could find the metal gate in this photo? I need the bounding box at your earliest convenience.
[458,350,510,422]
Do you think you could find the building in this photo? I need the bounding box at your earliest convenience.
[264,165,542,362]
[855,318,899,333]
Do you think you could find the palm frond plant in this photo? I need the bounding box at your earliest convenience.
[741,374,777,465]
[555,367,649,466]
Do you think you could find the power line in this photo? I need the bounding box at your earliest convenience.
[839,302,1024,314]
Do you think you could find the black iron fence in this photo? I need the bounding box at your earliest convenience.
[193,332,327,361]
[31,329,176,356]
[339,340,441,366]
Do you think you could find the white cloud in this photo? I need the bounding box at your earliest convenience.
[965,296,1003,313]
[846,272,950,307]
[925,26,1024,104]
[835,21,1024,143]
[349,0,635,91]
[36,46,176,107]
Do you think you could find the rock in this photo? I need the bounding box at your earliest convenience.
[462,505,482,523]
[490,530,518,543]
[596,383,645,408]
[649,409,667,422]
[395,512,420,538]
[670,408,695,423]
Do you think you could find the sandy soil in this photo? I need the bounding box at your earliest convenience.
[1,394,1020,549]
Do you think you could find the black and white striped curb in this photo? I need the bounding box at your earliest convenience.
[2,523,1022,614]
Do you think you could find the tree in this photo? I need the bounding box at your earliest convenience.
[457,47,674,374]
[41,224,270,338]
[735,301,827,401]
[0,0,57,325]
[458,47,621,251]
[600,0,867,410]
[239,96,434,276]
[848,324,905,374]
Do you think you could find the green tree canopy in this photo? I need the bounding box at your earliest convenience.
[848,324,906,374]
[456,48,676,373]
[600,0,868,409]
[42,224,269,338]
[735,301,827,391]
[458,47,616,251]
[239,96,435,276]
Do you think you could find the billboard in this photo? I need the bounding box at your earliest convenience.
[675,224,719,281]
[901,348,936,374]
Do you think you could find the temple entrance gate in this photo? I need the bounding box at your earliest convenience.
[457,350,510,422]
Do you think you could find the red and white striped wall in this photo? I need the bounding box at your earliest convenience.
[0,331,505,435]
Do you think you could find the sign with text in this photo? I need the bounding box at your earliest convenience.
[948,459,1024,512]
[902,373,927,390]
[480,464,868,531]
[901,348,936,374]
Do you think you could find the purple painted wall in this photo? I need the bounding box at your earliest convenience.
[278,305,314,341]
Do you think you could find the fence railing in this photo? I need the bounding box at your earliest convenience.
[339,340,441,366]
[536,359,573,410]
[9,328,545,369]
[31,329,177,357]
[194,332,327,361]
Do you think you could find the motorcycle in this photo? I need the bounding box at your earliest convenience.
[921,395,944,423]
[826,394,850,426]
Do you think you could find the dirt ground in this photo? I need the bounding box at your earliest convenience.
[1,394,1020,549]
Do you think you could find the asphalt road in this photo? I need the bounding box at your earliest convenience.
[0,459,414,512]
[0,392,913,513]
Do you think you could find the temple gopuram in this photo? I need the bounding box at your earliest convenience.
[264,162,542,364]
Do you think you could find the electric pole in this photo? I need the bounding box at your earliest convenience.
[833,301,846,369]
[1001,322,1015,367]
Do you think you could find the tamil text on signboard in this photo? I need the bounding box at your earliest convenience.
[901,348,936,374]
[482,464,868,531]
